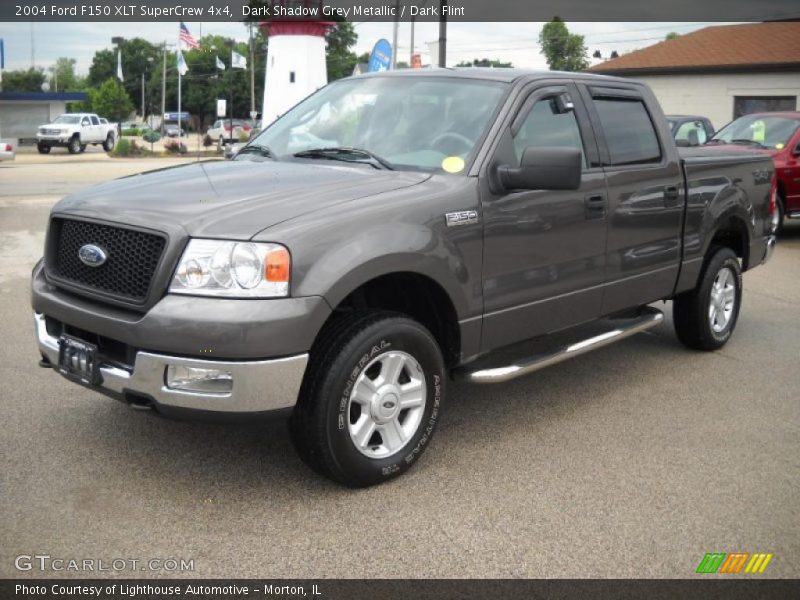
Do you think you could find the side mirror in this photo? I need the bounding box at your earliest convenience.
[498,147,582,191]
[675,139,690,147]
[793,143,800,156]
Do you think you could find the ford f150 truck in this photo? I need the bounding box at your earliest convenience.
[36,113,117,154]
[31,70,777,486]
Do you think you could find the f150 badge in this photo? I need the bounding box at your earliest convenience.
[445,210,479,227]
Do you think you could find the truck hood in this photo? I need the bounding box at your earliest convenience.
[52,159,430,238]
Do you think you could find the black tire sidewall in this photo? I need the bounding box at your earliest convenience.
[103,135,114,151]
[701,252,742,345]
[68,137,80,154]
[324,321,444,486]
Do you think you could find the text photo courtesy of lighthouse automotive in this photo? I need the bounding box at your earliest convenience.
[2,0,800,591]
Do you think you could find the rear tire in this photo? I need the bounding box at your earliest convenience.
[673,247,742,351]
[102,134,115,152]
[289,311,445,487]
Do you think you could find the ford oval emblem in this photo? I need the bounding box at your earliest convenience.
[78,244,108,267]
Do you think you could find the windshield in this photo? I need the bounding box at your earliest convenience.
[711,114,800,149]
[53,115,81,124]
[246,76,507,172]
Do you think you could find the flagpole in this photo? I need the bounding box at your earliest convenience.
[177,32,182,142]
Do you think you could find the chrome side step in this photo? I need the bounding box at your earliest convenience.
[787,211,800,220]
[457,307,664,384]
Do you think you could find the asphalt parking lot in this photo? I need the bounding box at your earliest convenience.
[1,154,798,579]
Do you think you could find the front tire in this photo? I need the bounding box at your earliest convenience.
[673,247,742,351]
[773,193,785,235]
[289,312,445,487]
[67,136,81,154]
[37,143,50,154]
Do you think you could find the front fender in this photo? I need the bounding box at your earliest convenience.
[296,221,473,317]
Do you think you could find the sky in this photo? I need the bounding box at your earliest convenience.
[0,21,724,75]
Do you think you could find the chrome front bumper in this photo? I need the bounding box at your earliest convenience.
[34,312,307,414]
[762,235,776,265]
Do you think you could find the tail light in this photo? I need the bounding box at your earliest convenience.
[3,144,11,152]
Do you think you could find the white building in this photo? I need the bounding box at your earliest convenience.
[589,22,800,129]
[0,91,87,144]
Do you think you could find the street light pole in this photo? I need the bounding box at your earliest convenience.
[438,1,447,68]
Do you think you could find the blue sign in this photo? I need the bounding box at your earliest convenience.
[164,112,189,122]
[368,39,392,72]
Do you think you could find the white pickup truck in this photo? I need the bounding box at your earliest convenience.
[36,113,117,154]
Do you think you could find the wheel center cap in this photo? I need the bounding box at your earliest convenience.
[372,388,400,422]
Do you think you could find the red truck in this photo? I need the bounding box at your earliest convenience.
[707,112,800,232]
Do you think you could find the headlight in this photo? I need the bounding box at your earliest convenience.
[169,239,290,298]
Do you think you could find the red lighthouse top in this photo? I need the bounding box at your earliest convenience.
[259,0,334,37]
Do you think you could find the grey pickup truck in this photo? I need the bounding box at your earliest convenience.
[32,69,777,486]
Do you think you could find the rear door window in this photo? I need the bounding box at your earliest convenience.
[593,97,661,165]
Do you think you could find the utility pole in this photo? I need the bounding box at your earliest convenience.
[141,72,145,119]
[391,0,399,69]
[410,17,415,65]
[438,0,447,68]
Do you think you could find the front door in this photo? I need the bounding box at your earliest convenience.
[479,82,608,351]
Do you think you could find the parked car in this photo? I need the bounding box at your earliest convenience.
[207,119,252,146]
[31,70,777,487]
[667,115,715,146]
[164,124,185,138]
[706,112,800,232]
[36,113,117,154]
[0,140,15,162]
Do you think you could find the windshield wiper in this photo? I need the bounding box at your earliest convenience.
[236,143,276,159]
[729,138,767,149]
[293,147,394,170]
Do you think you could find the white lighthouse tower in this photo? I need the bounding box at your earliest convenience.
[260,2,333,125]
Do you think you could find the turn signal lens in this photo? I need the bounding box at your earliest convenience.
[265,247,290,282]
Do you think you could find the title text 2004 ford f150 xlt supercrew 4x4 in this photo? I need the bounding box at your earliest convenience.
[31,70,777,486]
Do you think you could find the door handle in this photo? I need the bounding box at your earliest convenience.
[664,185,681,207]
[584,193,606,220]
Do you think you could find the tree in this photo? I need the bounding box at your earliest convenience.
[455,58,513,68]
[85,78,134,121]
[2,68,47,92]
[48,57,79,91]
[325,22,359,81]
[87,38,161,109]
[665,32,681,41]
[538,17,589,72]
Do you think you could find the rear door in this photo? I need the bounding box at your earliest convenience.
[479,80,608,350]
[579,83,684,314]
[90,115,101,142]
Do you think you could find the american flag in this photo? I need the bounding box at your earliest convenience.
[179,22,200,50]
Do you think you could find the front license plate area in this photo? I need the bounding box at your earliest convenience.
[58,335,101,386]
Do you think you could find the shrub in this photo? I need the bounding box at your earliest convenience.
[111,139,147,157]
[238,130,250,143]
[164,139,188,155]
[203,134,213,147]
[142,130,161,144]
[121,128,141,137]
